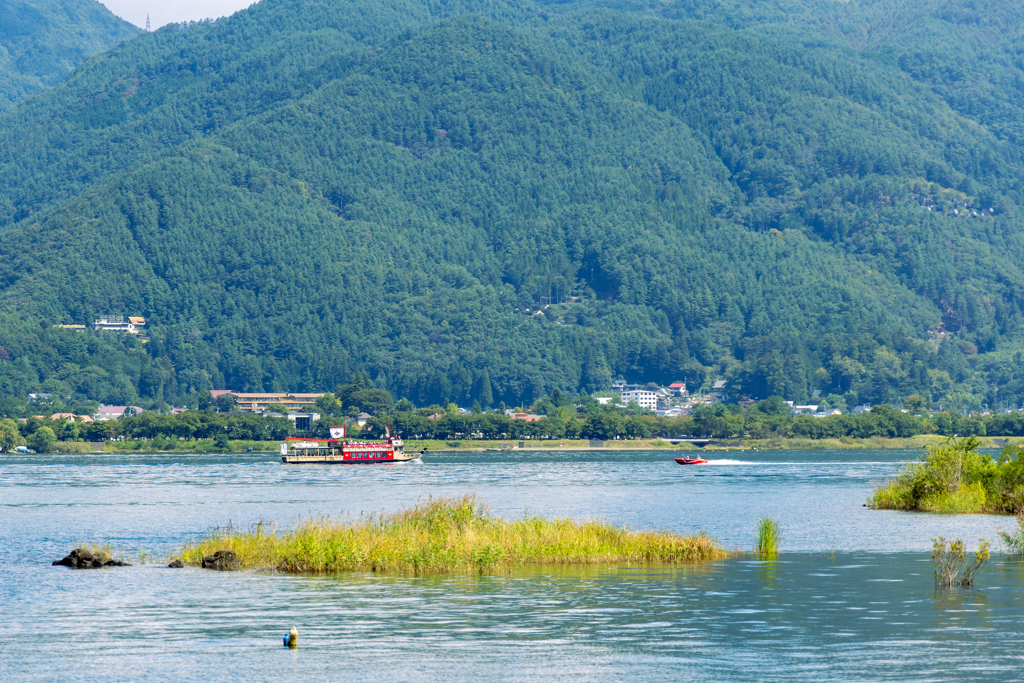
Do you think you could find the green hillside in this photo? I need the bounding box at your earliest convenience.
[0,0,140,112]
[1,0,1023,412]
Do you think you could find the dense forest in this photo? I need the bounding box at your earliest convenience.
[0,0,139,112]
[1,0,1024,412]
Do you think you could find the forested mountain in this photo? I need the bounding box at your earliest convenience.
[1,0,1024,412]
[0,0,140,112]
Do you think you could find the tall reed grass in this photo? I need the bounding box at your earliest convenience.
[178,495,726,574]
[755,517,781,558]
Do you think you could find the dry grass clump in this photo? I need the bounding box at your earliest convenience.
[179,495,726,574]
[82,542,113,563]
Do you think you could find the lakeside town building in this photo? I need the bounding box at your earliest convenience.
[95,405,145,420]
[619,390,659,410]
[210,391,324,413]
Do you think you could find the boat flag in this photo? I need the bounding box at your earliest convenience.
[330,425,346,439]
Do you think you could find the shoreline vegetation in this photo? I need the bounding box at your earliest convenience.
[39,434,1024,454]
[176,496,726,574]
[13,378,1024,456]
[868,436,1024,514]
[12,386,1024,458]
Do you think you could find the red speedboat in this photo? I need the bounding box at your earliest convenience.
[675,456,708,465]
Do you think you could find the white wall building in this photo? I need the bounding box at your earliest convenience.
[95,405,144,421]
[620,390,658,409]
[93,315,146,335]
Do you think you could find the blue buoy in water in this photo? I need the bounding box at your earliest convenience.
[284,627,298,648]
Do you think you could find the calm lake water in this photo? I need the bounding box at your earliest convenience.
[2,449,1022,681]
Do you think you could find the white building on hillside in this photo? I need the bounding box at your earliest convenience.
[620,390,658,409]
[93,315,146,334]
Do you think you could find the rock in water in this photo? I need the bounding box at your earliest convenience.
[167,559,185,568]
[201,550,240,571]
[52,548,99,568]
[52,548,131,569]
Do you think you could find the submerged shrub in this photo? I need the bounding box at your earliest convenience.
[932,537,990,586]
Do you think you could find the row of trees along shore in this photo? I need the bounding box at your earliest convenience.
[357,399,1024,441]
[10,391,1024,453]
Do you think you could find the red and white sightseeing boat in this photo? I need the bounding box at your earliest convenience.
[281,425,423,464]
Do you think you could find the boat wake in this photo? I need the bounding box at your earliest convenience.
[704,459,753,465]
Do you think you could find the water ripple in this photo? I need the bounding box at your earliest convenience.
[2,450,1021,681]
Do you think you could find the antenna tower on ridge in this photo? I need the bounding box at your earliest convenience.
[146,14,151,32]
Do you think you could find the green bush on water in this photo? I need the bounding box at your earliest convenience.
[179,495,726,574]
[997,514,1024,555]
[755,517,782,558]
[868,436,1024,514]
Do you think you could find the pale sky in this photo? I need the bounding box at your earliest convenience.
[101,0,257,29]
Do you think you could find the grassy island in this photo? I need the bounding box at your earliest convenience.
[869,437,1024,514]
[178,496,725,574]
